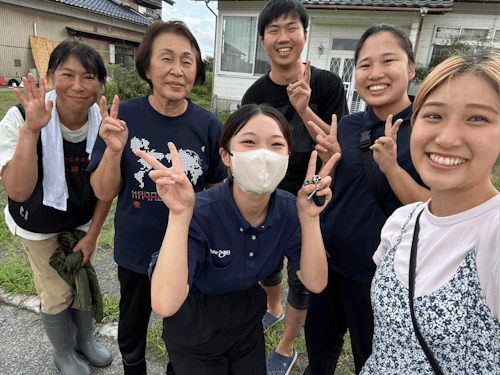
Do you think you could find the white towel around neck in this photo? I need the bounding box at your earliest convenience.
[40,90,101,211]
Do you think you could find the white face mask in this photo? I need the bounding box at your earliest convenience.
[230,149,289,194]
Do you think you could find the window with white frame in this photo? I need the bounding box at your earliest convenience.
[461,28,489,41]
[492,29,500,43]
[220,16,271,76]
[431,26,499,64]
[434,27,460,40]
[331,39,358,51]
[433,26,498,43]
[429,45,453,62]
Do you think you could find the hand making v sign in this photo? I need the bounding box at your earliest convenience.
[135,142,195,216]
[297,150,340,218]
[99,95,129,154]
[308,114,342,165]
[287,59,312,115]
[370,114,403,176]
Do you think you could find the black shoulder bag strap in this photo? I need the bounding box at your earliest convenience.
[409,210,444,375]
[360,112,390,217]
[15,103,26,120]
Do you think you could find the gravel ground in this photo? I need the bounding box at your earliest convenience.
[0,301,166,375]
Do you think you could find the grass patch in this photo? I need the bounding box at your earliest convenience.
[99,197,117,249]
[0,90,20,119]
[101,293,120,324]
[189,72,212,109]
[0,249,36,295]
[0,212,21,251]
[147,321,168,358]
[264,319,305,356]
[216,113,231,125]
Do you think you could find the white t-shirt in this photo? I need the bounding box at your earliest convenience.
[0,106,91,240]
[373,195,500,320]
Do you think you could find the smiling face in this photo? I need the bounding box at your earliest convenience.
[411,73,500,201]
[355,31,415,120]
[146,32,198,103]
[260,14,307,69]
[48,55,102,117]
[220,113,289,173]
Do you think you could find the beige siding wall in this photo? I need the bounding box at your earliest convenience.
[0,1,147,81]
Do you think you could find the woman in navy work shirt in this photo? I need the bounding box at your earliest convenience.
[140,104,339,375]
[303,24,431,374]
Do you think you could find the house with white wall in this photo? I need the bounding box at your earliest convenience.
[210,0,500,113]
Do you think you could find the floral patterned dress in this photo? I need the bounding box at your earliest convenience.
[361,205,500,374]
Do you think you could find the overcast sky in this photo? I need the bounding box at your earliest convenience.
[162,0,218,58]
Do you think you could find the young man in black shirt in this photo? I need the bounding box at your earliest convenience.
[242,0,348,373]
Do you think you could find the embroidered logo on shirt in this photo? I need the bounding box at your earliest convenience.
[210,248,231,258]
[130,136,204,188]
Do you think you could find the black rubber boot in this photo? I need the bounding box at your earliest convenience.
[70,308,113,367]
[40,308,91,375]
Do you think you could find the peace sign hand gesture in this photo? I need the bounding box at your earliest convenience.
[297,150,340,219]
[99,95,128,153]
[309,114,342,165]
[136,142,196,215]
[370,114,403,176]
[287,59,312,115]
[14,74,53,133]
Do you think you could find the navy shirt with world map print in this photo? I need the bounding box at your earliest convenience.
[88,96,225,275]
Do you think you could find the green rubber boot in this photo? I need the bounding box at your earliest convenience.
[70,308,113,367]
[40,308,91,375]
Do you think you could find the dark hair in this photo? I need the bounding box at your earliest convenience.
[47,40,106,84]
[136,20,205,90]
[220,104,293,175]
[355,23,414,66]
[258,0,309,38]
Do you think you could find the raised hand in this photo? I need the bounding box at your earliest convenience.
[14,73,53,133]
[309,114,342,165]
[99,95,128,153]
[371,115,402,176]
[297,150,340,218]
[287,59,312,115]
[136,142,195,215]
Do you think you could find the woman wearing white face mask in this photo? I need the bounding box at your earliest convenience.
[136,104,338,375]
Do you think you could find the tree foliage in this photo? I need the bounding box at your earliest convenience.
[102,64,150,103]
[203,56,214,72]
[414,35,499,84]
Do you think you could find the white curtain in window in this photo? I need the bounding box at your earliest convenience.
[221,16,257,73]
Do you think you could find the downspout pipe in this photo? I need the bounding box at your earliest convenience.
[205,0,217,110]
[413,7,428,61]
